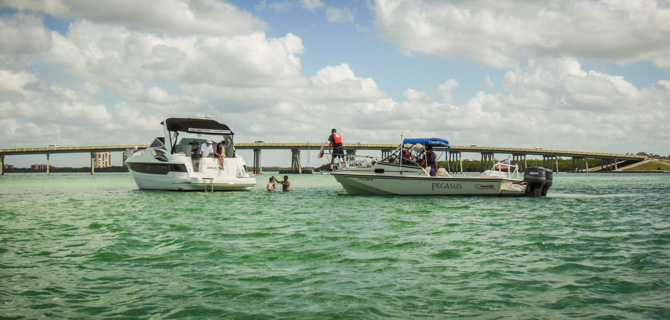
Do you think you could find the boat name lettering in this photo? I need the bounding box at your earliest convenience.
[358,177,373,181]
[188,128,230,134]
[431,182,463,190]
[475,184,495,190]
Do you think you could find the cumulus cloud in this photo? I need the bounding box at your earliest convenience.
[326,7,355,24]
[372,0,670,69]
[301,0,325,12]
[0,0,668,166]
[2,0,267,35]
[0,12,51,54]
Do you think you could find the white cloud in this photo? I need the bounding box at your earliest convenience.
[0,13,51,54]
[2,0,267,35]
[372,0,670,69]
[326,7,355,24]
[0,0,668,163]
[301,0,324,12]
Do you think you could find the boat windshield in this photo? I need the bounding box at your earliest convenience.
[149,137,166,149]
[380,145,423,168]
[172,134,235,156]
[162,118,236,156]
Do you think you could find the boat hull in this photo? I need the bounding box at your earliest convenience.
[128,170,256,191]
[126,155,256,191]
[331,172,527,196]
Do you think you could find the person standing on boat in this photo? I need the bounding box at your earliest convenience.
[424,143,438,176]
[328,128,344,169]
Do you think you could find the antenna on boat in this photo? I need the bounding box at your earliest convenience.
[399,134,404,174]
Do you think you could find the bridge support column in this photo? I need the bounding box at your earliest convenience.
[46,153,50,175]
[481,152,494,171]
[449,151,462,173]
[381,149,392,159]
[543,155,559,172]
[0,153,4,175]
[253,148,262,174]
[573,157,589,173]
[291,148,302,174]
[512,153,526,171]
[90,152,95,175]
[585,158,589,173]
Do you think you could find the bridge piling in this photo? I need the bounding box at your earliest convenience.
[481,152,494,171]
[0,154,4,175]
[90,152,95,175]
[253,148,262,174]
[291,148,302,174]
[46,153,50,175]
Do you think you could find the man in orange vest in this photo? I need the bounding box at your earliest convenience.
[328,128,344,168]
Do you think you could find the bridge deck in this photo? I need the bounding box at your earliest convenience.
[0,143,648,161]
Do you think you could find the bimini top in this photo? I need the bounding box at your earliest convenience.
[403,138,450,148]
[162,118,233,135]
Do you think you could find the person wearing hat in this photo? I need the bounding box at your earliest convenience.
[328,128,344,169]
[199,140,214,159]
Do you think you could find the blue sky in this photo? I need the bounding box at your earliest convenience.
[1,0,669,167]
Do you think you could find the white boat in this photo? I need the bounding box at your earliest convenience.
[331,138,552,197]
[126,117,256,191]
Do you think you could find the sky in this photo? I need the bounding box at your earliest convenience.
[1,0,669,167]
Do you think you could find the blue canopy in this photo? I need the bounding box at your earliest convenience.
[403,138,450,148]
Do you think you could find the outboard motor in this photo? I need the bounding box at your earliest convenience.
[524,166,546,197]
[542,169,553,197]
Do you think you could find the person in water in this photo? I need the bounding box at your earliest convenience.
[267,176,277,192]
[275,175,290,192]
[328,128,344,168]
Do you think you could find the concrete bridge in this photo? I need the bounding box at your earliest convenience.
[0,143,647,175]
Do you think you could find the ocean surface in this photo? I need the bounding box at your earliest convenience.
[1,172,669,319]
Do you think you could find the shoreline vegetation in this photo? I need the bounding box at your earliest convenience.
[4,159,669,174]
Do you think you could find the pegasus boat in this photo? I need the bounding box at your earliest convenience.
[126,117,256,191]
[331,138,552,197]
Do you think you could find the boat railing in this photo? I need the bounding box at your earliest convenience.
[339,154,377,169]
[483,162,521,180]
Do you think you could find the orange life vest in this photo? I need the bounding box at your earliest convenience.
[332,133,342,144]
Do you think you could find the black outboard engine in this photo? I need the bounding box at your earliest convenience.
[524,167,547,197]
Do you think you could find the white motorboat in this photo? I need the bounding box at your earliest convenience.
[331,138,552,197]
[126,117,256,191]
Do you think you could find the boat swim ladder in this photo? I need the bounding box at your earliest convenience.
[203,178,214,192]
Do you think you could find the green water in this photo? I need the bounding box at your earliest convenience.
[1,173,669,319]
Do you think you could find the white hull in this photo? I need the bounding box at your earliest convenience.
[332,172,526,196]
[127,145,256,191]
[331,163,527,196]
[129,170,256,191]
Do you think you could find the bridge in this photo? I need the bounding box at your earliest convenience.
[0,143,647,175]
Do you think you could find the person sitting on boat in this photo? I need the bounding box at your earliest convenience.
[276,175,290,192]
[215,140,226,169]
[402,148,411,160]
[424,143,438,176]
[328,128,345,169]
[267,176,277,192]
[200,140,214,158]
